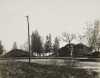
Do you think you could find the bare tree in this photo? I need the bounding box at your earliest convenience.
[78,34,86,43]
[62,32,76,57]
[62,32,76,44]
[85,20,100,51]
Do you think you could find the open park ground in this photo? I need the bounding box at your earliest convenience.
[0,58,100,78]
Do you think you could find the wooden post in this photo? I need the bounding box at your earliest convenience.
[26,16,31,64]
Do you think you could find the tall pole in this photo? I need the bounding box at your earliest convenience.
[26,16,31,64]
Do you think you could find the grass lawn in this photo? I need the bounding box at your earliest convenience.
[0,61,99,78]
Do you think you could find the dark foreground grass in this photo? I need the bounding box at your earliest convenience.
[0,61,99,78]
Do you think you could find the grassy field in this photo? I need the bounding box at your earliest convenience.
[0,61,99,78]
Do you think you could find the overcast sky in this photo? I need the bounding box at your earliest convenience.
[0,0,100,51]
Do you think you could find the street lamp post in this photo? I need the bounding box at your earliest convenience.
[26,16,31,64]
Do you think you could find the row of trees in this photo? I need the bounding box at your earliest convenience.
[31,30,60,56]
[29,20,100,56]
[0,20,100,56]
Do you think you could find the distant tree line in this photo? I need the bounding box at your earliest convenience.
[0,20,100,57]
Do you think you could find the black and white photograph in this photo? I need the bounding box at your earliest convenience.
[0,0,100,78]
